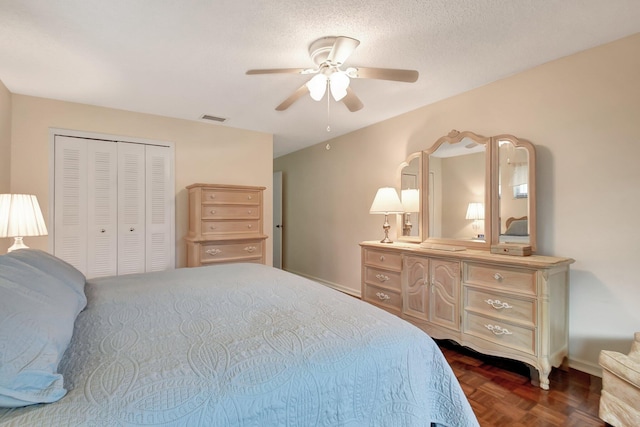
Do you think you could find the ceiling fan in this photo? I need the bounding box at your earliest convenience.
[246,36,419,112]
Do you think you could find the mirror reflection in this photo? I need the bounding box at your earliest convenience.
[428,136,486,242]
[498,139,530,245]
[399,155,421,240]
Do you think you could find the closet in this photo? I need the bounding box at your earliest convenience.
[52,133,175,278]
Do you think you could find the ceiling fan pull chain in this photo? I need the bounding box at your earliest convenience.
[326,82,331,132]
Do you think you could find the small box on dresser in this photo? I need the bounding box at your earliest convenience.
[185,183,267,266]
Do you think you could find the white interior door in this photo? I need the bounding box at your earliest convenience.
[53,136,88,274]
[145,144,174,271]
[86,140,118,278]
[273,171,283,269]
[117,142,146,275]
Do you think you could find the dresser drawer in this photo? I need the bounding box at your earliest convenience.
[363,249,402,271]
[364,266,401,291]
[202,189,261,205]
[200,241,263,263]
[201,220,261,235]
[363,284,402,312]
[465,263,536,296]
[464,312,536,355]
[465,287,536,327]
[201,205,260,220]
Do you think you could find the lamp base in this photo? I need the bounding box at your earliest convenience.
[379,215,393,244]
[7,236,28,253]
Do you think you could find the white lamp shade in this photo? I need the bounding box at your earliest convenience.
[465,202,484,220]
[329,72,350,101]
[370,187,404,214]
[306,74,328,101]
[0,194,48,238]
[401,189,420,213]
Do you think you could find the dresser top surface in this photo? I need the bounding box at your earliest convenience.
[360,241,574,269]
[187,183,266,191]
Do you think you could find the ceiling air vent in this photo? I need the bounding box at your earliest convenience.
[200,114,227,123]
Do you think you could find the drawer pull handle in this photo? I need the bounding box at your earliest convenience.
[244,246,256,253]
[100,228,106,233]
[205,248,222,256]
[380,255,385,262]
[484,324,513,335]
[209,194,216,199]
[247,224,252,229]
[210,209,216,214]
[247,195,253,200]
[247,210,252,214]
[209,225,216,230]
[375,292,390,301]
[375,274,390,282]
[493,273,504,281]
[484,299,513,310]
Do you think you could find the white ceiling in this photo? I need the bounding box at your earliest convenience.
[1,1,639,158]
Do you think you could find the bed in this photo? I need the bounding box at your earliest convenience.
[0,249,478,426]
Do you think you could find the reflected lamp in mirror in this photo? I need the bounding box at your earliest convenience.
[0,194,48,253]
[370,187,404,244]
[401,189,420,237]
[465,202,484,239]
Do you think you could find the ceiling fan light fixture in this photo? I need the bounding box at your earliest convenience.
[306,74,327,101]
[329,72,350,101]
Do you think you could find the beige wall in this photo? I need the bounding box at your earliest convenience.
[275,33,640,374]
[0,79,10,194]
[9,95,273,266]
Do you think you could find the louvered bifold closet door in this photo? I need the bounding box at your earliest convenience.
[54,137,118,277]
[145,145,173,272]
[54,136,89,274]
[86,141,118,277]
[117,142,146,275]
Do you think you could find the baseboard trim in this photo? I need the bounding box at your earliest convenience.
[285,269,361,298]
[568,357,602,377]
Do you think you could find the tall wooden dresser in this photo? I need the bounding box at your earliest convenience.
[185,183,267,266]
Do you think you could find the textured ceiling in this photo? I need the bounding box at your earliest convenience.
[1,1,639,157]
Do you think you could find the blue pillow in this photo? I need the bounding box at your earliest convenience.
[0,250,86,407]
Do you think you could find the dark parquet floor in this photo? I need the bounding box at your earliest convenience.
[436,340,605,427]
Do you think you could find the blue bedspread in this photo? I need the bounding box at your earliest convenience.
[0,263,478,426]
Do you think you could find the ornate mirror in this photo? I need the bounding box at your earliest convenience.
[397,153,422,242]
[422,130,491,249]
[493,135,536,251]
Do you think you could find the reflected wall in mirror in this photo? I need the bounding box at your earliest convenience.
[397,153,421,242]
[425,131,489,248]
[495,136,536,251]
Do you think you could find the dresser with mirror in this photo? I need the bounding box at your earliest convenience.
[361,130,573,389]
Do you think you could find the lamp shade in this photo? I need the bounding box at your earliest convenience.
[401,189,420,213]
[306,74,328,101]
[0,194,48,238]
[370,188,404,214]
[329,72,350,101]
[465,202,484,220]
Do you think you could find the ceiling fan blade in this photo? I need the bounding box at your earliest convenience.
[342,87,363,112]
[327,36,360,65]
[246,68,310,75]
[275,84,310,111]
[350,67,419,82]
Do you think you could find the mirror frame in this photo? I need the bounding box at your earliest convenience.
[491,134,537,252]
[399,130,537,251]
[396,152,423,243]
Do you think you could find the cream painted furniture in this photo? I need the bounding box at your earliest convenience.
[361,241,573,390]
[599,332,640,427]
[185,183,267,266]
